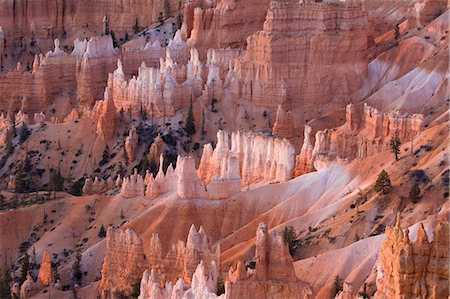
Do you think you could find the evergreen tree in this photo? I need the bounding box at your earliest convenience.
[98,224,107,238]
[394,24,400,40]
[185,100,196,137]
[49,168,65,193]
[20,253,30,285]
[390,131,401,161]
[71,251,82,284]
[332,275,344,297]
[374,170,392,194]
[133,18,140,34]
[15,162,28,193]
[216,273,225,296]
[409,182,421,203]
[19,123,30,143]
[281,226,298,256]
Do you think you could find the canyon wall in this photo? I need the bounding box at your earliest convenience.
[224,0,368,129]
[374,215,449,299]
[0,0,182,41]
[294,103,424,175]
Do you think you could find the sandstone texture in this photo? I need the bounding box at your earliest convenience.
[374,214,449,299]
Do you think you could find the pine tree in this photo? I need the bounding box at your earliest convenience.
[72,251,82,284]
[20,253,30,285]
[15,162,28,193]
[332,275,343,297]
[390,131,401,161]
[19,123,30,143]
[394,24,400,41]
[185,100,196,137]
[374,170,392,194]
[409,182,421,203]
[98,224,107,238]
[49,168,65,193]
[281,226,298,256]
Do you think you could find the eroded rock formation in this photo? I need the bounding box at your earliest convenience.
[100,228,148,298]
[226,223,311,299]
[374,214,449,299]
[198,130,295,187]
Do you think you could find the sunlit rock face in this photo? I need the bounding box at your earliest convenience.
[100,228,148,298]
[198,130,295,187]
[374,214,449,299]
[226,0,368,128]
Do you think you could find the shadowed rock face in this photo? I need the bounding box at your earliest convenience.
[374,214,449,299]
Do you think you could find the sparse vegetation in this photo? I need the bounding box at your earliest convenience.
[185,100,196,137]
[20,252,30,285]
[71,251,83,284]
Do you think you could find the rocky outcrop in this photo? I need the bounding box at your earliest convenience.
[334,282,356,299]
[198,130,295,187]
[38,250,53,286]
[272,104,294,139]
[100,228,148,298]
[83,177,115,195]
[76,35,119,107]
[121,169,145,198]
[95,93,117,141]
[374,214,449,299]
[138,260,222,299]
[226,223,311,299]
[293,125,314,177]
[294,104,424,173]
[19,273,34,298]
[125,127,139,162]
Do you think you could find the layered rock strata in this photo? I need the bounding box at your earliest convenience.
[224,0,368,128]
[294,104,424,173]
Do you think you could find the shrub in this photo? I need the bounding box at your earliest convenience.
[374,170,391,194]
[216,274,225,296]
